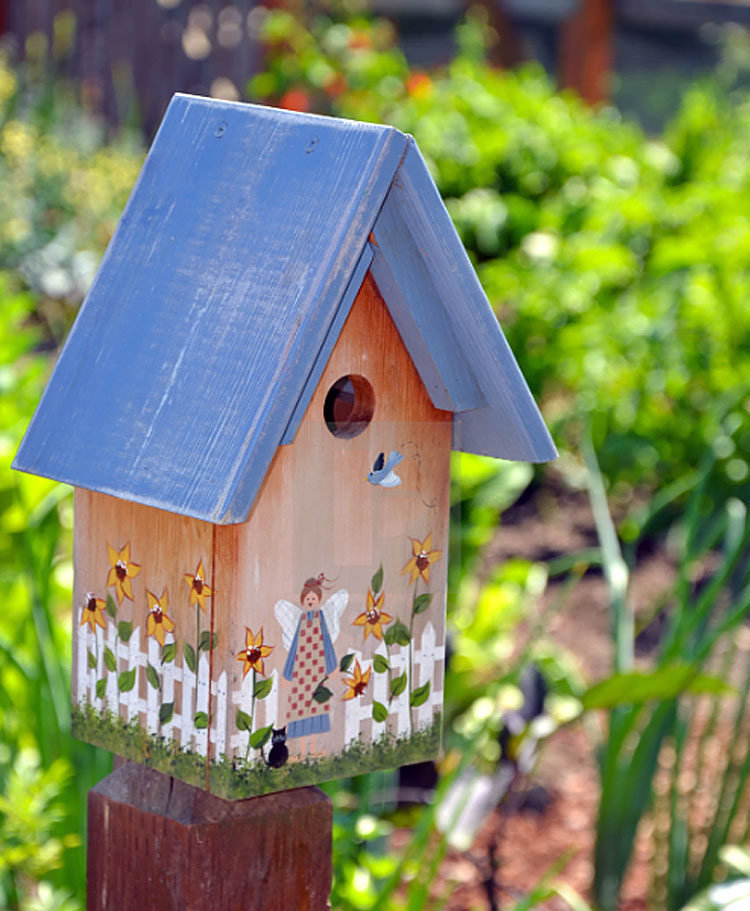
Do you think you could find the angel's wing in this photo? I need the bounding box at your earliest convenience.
[379,471,402,488]
[274,599,301,652]
[321,589,349,644]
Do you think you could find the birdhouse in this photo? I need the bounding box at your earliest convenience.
[14,96,555,799]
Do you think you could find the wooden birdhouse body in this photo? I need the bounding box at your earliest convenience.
[15,96,555,799]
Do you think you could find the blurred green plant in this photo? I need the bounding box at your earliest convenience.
[0,49,142,342]
[580,437,750,911]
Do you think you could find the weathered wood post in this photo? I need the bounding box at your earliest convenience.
[13,95,555,904]
[87,764,331,911]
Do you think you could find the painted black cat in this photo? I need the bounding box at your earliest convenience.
[264,726,289,768]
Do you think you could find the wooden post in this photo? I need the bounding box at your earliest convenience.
[559,0,613,105]
[87,762,333,911]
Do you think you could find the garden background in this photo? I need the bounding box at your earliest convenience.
[2,2,750,909]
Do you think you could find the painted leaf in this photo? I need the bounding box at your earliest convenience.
[413,593,432,615]
[372,701,388,723]
[250,725,273,749]
[194,711,209,729]
[390,672,407,698]
[183,642,197,673]
[313,684,333,704]
[371,564,384,594]
[146,664,160,690]
[161,642,176,664]
[118,668,136,692]
[254,677,273,700]
[373,654,390,674]
[385,620,411,647]
[198,630,219,652]
[410,681,431,707]
[159,701,174,724]
[87,650,97,670]
[339,653,355,674]
[95,678,107,699]
[118,620,133,642]
[103,647,117,673]
[235,709,253,732]
[105,594,118,619]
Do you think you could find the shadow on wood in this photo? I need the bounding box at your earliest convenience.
[87,762,332,911]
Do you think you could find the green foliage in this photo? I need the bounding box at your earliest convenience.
[0,750,79,910]
[583,442,750,911]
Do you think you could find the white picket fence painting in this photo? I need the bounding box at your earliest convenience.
[76,619,444,761]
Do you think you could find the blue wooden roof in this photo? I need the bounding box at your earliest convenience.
[14,95,556,524]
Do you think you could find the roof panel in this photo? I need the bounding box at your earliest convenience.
[14,96,408,522]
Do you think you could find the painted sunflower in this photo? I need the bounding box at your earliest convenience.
[184,559,213,612]
[106,542,141,605]
[236,627,274,678]
[352,589,393,642]
[146,588,175,646]
[342,660,371,700]
[80,592,107,633]
[401,532,441,586]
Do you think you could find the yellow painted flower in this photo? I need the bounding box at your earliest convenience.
[401,532,442,585]
[236,627,274,679]
[80,592,107,633]
[342,660,371,700]
[106,542,141,604]
[146,588,175,647]
[184,559,213,612]
[353,589,393,641]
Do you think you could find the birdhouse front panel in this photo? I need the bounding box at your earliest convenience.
[70,271,452,798]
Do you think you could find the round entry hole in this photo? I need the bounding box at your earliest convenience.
[323,375,375,439]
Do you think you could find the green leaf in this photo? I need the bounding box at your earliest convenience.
[103,647,117,673]
[183,642,197,673]
[146,664,160,690]
[105,594,118,619]
[410,682,431,707]
[250,725,273,749]
[117,620,133,643]
[313,684,333,704]
[161,642,176,664]
[413,593,433,614]
[581,664,731,711]
[235,709,253,732]
[384,620,411,647]
[117,668,136,692]
[371,564,384,594]
[159,702,174,724]
[87,650,97,670]
[253,677,273,699]
[339,653,355,674]
[95,678,107,699]
[373,654,390,674]
[390,672,407,698]
[198,630,219,652]
[372,701,388,723]
[193,711,209,729]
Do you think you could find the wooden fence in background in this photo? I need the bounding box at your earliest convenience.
[0,0,263,133]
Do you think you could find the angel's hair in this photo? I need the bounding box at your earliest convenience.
[299,573,336,604]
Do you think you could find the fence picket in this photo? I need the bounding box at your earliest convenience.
[210,671,228,759]
[147,636,160,734]
[195,654,210,757]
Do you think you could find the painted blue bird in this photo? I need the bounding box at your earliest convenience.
[367,450,404,488]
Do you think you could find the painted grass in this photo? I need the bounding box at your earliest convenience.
[71,702,442,800]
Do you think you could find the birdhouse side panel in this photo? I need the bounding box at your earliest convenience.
[71,489,219,785]
[209,271,452,798]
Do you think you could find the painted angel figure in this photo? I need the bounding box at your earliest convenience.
[274,575,348,745]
